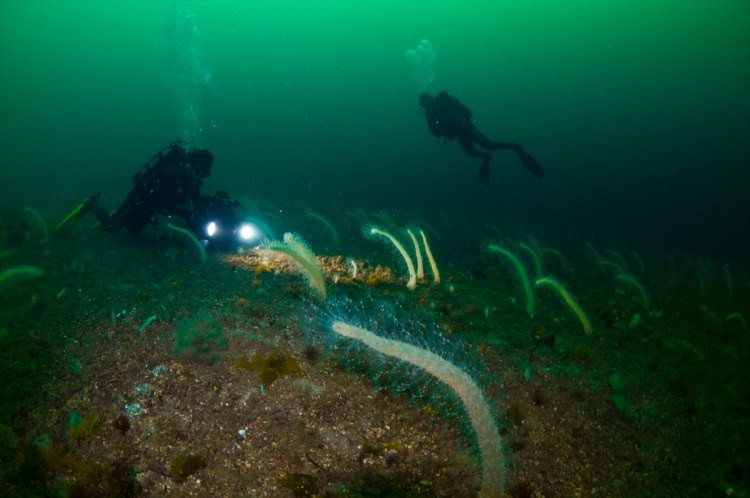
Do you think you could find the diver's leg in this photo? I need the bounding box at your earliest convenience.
[98,191,142,233]
[469,125,516,151]
[458,134,492,186]
[470,125,545,179]
[457,133,490,159]
[79,193,123,232]
[89,204,116,232]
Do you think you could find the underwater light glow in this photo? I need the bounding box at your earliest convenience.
[205,221,218,237]
[238,223,259,242]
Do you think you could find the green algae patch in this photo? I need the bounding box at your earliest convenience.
[173,313,227,365]
[170,453,206,481]
[277,472,318,497]
[236,351,305,385]
[67,413,101,443]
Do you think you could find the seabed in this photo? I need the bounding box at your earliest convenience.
[1,211,747,497]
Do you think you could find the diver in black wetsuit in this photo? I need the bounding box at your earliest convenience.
[84,141,215,234]
[419,91,545,185]
[56,141,256,249]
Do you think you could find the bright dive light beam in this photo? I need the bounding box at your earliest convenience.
[238,223,259,241]
[206,221,218,237]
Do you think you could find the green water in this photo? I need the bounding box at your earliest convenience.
[1,3,750,496]
[2,0,748,256]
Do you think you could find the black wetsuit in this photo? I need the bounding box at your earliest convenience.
[420,91,545,185]
[89,141,212,234]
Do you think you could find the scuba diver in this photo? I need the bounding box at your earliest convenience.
[418,91,545,186]
[55,141,260,250]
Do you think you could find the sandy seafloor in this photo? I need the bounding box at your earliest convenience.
[0,206,748,498]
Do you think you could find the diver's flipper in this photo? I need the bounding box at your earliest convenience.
[54,193,100,233]
[515,147,545,179]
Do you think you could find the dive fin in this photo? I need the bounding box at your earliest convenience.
[516,147,545,179]
[54,193,100,233]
